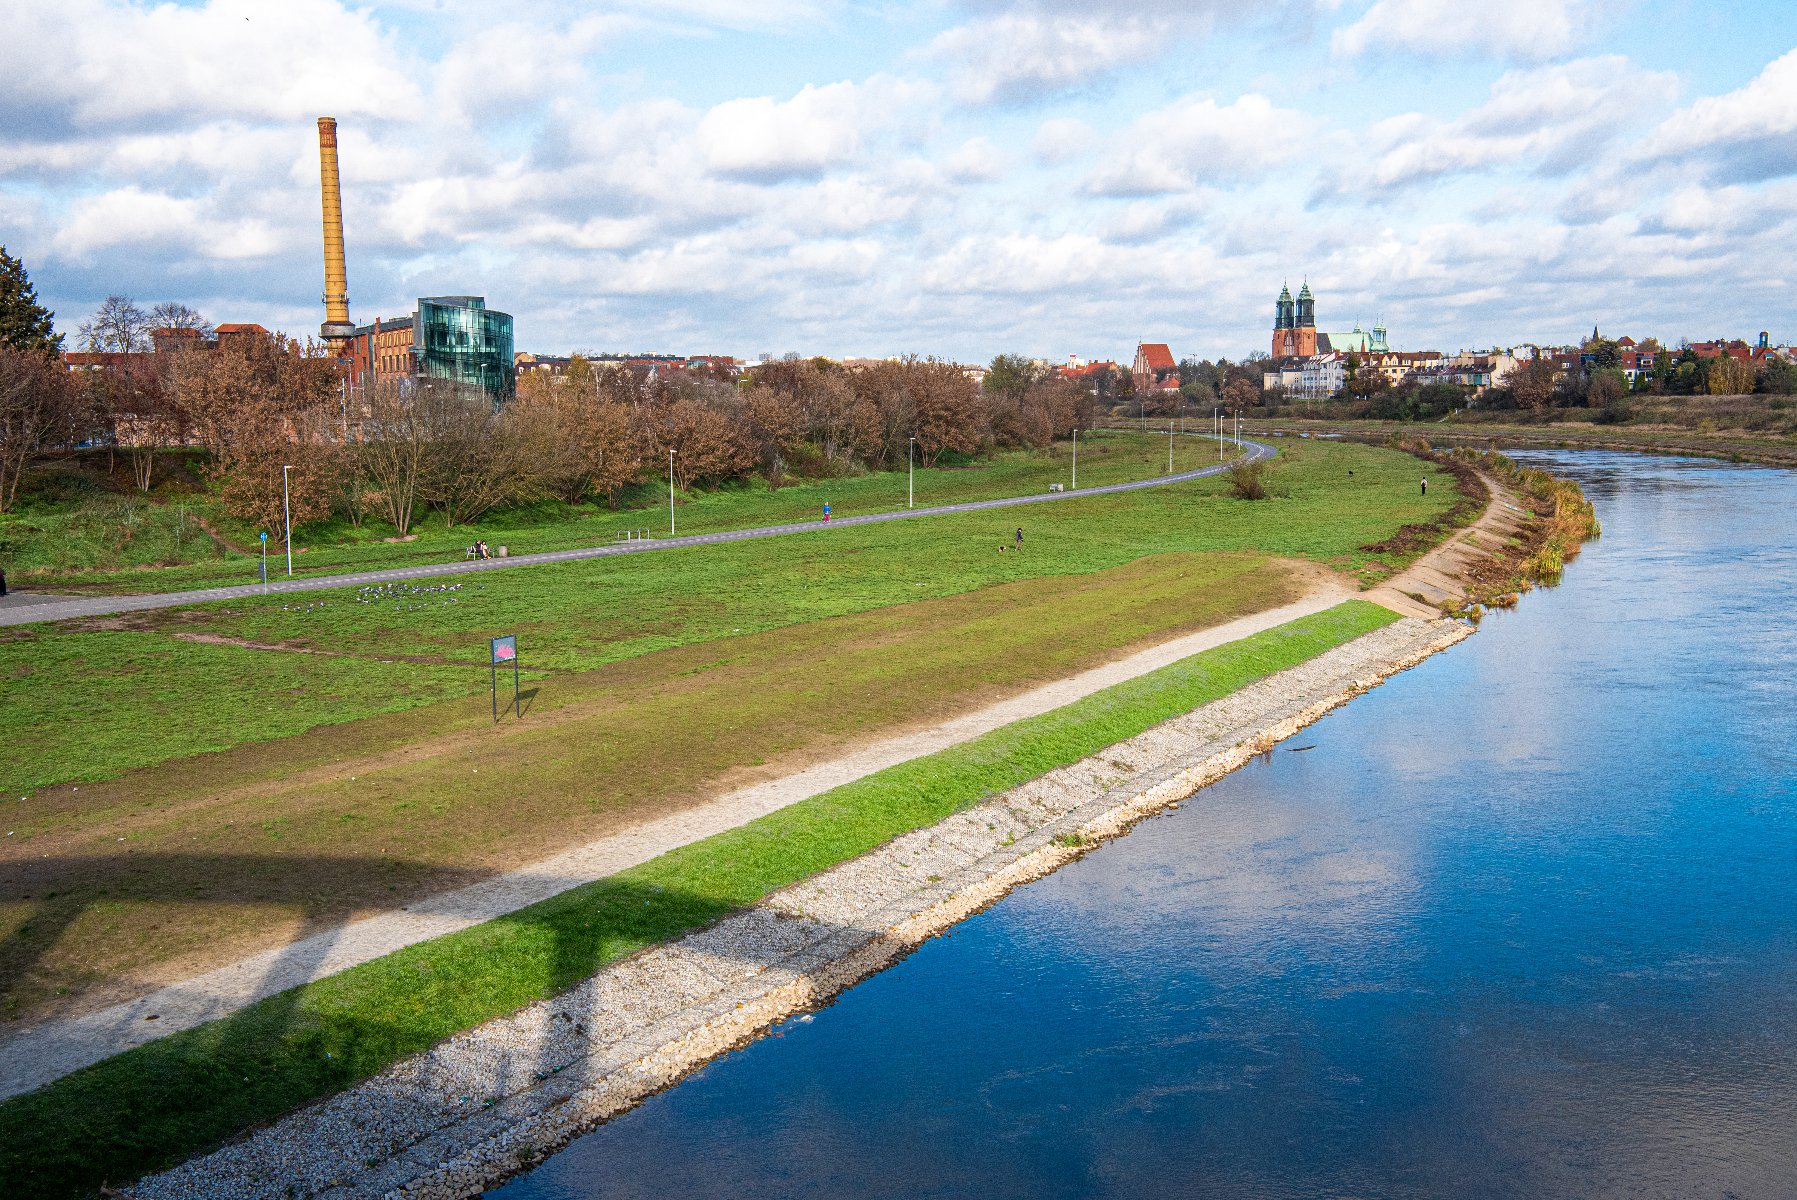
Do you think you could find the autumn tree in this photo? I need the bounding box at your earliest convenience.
[1707,355,1756,396]
[171,328,341,528]
[738,382,807,486]
[513,360,647,505]
[1508,357,1558,412]
[908,358,984,465]
[1222,377,1259,412]
[639,379,754,490]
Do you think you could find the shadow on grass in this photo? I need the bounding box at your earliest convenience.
[0,849,783,1200]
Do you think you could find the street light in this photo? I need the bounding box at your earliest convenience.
[668,448,677,536]
[908,436,915,509]
[1168,415,1174,475]
[281,464,293,577]
[1072,428,1079,490]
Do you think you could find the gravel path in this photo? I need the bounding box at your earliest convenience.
[127,615,1471,1200]
[0,584,1347,1102]
[0,437,1271,628]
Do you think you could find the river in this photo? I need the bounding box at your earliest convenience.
[492,452,1797,1199]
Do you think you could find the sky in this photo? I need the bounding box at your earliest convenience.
[1,0,1794,363]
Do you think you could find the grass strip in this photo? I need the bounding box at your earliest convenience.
[0,600,1401,1198]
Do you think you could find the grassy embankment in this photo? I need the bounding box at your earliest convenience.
[1,431,1228,593]
[0,599,1402,1200]
[1,441,1465,1023]
[0,440,1456,795]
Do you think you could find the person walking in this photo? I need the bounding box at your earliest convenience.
[1014,527,1024,550]
[822,502,831,523]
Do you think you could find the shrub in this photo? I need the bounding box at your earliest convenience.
[1228,460,1268,500]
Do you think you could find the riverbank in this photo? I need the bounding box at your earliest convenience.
[1246,417,1797,469]
[127,612,1469,1200]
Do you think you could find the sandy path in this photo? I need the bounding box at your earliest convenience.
[0,583,1349,1100]
[1366,471,1524,617]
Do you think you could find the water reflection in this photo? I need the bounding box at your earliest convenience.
[495,453,1797,1200]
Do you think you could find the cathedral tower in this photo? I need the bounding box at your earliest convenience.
[1271,281,1318,358]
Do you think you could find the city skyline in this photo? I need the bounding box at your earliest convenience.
[3,0,1794,360]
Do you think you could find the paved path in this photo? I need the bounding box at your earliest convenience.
[0,583,1345,1101]
[0,438,1272,628]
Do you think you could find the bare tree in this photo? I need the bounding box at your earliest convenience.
[149,301,213,338]
[89,355,183,491]
[0,345,81,512]
[78,295,154,354]
[418,386,542,527]
[354,378,434,534]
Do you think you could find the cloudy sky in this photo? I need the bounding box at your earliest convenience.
[3,0,1793,362]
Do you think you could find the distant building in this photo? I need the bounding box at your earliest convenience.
[1132,342,1178,394]
[340,296,514,401]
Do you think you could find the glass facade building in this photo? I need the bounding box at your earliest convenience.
[414,296,514,401]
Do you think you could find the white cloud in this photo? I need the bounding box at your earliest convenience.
[1644,46,1797,183]
[697,81,911,182]
[0,0,421,135]
[1332,0,1600,62]
[942,136,1006,182]
[1032,117,1096,164]
[52,187,278,262]
[927,13,1165,106]
[1318,57,1677,197]
[1085,93,1305,195]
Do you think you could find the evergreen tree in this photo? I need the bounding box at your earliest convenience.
[0,246,62,354]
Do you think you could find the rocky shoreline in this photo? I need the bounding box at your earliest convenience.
[130,614,1470,1200]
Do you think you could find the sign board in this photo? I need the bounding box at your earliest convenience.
[491,635,517,664]
[258,531,268,542]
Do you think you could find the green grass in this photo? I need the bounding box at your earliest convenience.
[6,431,1229,593]
[0,599,1400,1199]
[0,441,1458,796]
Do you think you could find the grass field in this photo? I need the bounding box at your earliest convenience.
[1,440,1456,799]
[5,430,1234,592]
[1,552,1301,1023]
[0,600,1402,1200]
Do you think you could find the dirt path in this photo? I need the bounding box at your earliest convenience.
[0,582,1354,1101]
[1365,471,1524,617]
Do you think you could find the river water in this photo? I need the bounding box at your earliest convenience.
[494,452,1797,1200]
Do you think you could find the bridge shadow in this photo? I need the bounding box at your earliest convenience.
[0,847,874,1200]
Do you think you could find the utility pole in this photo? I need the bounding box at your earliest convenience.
[281,464,293,577]
[668,449,677,536]
[1168,416,1174,475]
[1072,428,1078,489]
[908,436,915,509]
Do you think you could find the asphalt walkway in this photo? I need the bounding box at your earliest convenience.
[0,437,1271,627]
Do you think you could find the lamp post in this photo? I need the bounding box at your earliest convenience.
[281,464,293,577]
[1071,428,1079,489]
[668,449,677,536]
[908,436,915,509]
[1168,416,1174,475]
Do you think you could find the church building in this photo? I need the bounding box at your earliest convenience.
[1270,282,1387,359]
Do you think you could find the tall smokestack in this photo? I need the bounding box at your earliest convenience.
[316,116,353,345]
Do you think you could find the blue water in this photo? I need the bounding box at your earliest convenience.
[495,453,1797,1200]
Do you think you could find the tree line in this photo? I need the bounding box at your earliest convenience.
[2,265,1103,529]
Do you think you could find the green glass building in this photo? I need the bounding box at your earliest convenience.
[413,296,514,401]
